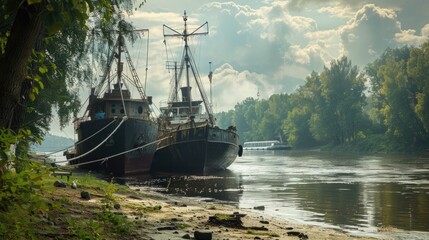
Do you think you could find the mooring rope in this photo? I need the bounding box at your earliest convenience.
[55,116,127,164]
[63,135,170,167]
[46,118,118,156]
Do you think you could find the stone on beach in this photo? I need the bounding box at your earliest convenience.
[54,180,67,188]
[80,191,91,200]
[194,230,213,240]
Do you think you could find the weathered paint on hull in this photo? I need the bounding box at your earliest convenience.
[75,118,158,176]
[152,125,239,173]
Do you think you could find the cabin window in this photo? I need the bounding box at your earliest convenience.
[138,106,143,114]
[111,104,116,114]
[192,107,199,114]
[179,108,187,115]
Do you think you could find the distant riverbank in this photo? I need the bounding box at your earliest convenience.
[313,134,429,154]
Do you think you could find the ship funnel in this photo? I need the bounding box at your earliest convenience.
[180,86,191,102]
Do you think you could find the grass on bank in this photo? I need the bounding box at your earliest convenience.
[0,162,144,240]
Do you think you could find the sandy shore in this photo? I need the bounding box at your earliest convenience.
[125,189,377,240]
[44,179,378,240]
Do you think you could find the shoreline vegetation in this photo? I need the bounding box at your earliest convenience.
[0,157,378,240]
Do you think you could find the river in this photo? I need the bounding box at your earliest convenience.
[122,150,429,239]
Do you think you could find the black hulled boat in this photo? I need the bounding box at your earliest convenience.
[151,12,242,173]
[70,33,158,176]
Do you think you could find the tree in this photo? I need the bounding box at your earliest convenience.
[0,0,147,173]
[215,110,235,129]
[366,43,429,148]
[365,46,411,133]
[283,71,321,147]
[261,94,291,141]
[316,56,366,144]
[407,41,429,134]
[234,97,258,142]
[377,58,427,146]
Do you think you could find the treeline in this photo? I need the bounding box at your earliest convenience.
[216,42,429,153]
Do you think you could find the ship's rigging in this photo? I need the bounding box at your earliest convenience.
[162,11,215,125]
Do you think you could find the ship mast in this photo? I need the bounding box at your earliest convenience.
[163,11,215,124]
[116,34,124,89]
[183,13,192,114]
[94,29,150,100]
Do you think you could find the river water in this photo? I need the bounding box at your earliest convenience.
[119,150,429,239]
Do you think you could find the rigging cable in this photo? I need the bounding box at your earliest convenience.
[144,30,150,90]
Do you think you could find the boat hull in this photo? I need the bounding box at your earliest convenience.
[152,125,239,173]
[74,118,158,176]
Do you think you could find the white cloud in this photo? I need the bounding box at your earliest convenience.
[422,24,429,37]
[210,63,269,112]
[286,0,364,11]
[339,4,401,66]
[319,6,355,19]
[395,25,429,46]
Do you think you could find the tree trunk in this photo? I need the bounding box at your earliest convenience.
[0,4,43,131]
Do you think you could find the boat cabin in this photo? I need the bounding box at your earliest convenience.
[160,101,205,124]
[87,85,151,120]
[160,86,208,124]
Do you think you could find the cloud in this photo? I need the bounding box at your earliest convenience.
[286,0,364,11]
[339,4,401,66]
[319,6,355,19]
[210,63,268,112]
[395,24,429,46]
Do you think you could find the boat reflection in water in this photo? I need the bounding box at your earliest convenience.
[123,170,243,204]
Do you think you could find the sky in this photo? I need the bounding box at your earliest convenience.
[50,0,429,137]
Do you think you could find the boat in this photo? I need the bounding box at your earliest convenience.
[243,140,291,150]
[68,32,158,176]
[151,12,242,173]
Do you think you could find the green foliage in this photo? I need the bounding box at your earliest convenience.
[218,43,429,152]
[0,161,50,239]
[135,204,162,213]
[0,128,37,171]
[316,56,366,144]
[407,42,429,134]
[215,110,235,128]
[97,209,132,235]
[0,31,8,54]
[0,162,48,210]
[366,42,429,149]
[283,106,317,147]
[67,218,105,240]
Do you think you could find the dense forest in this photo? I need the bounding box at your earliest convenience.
[216,42,429,153]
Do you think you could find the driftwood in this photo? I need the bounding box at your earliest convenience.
[208,213,245,229]
[208,212,269,231]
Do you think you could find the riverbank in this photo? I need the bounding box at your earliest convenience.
[0,167,380,240]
